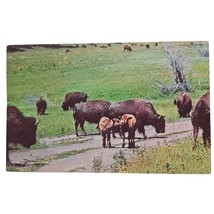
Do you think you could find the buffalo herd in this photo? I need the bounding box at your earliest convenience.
[6,90,210,165]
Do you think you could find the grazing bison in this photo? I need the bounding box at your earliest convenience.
[174,91,192,118]
[145,44,150,49]
[36,96,47,115]
[62,92,88,111]
[120,114,137,148]
[191,91,210,150]
[123,45,132,52]
[100,45,107,48]
[73,100,111,136]
[6,106,39,165]
[99,117,121,148]
[109,99,165,139]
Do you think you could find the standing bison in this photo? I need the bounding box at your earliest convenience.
[123,45,132,52]
[36,96,47,115]
[191,91,210,150]
[62,92,88,111]
[120,114,137,148]
[6,106,39,165]
[73,100,111,136]
[174,91,192,118]
[98,117,121,148]
[108,99,165,139]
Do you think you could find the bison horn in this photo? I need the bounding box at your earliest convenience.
[35,120,40,126]
[157,115,165,120]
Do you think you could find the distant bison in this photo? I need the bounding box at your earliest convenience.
[109,99,165,139]
[36,96,47,115]
[73,100,111,136]
[145,44,150,49]
[6,106,39,165]
[123,45,132,52]
[99,117,121,148]
[100,45,107,48]
[62,92,88,111]
[191,91,210,150]
[174,91,192,118]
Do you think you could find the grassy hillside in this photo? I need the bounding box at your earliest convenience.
[7,41,209,138]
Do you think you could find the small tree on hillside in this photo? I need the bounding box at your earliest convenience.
[154,45,193,94]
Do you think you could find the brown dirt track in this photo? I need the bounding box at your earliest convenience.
[9,118,196,172]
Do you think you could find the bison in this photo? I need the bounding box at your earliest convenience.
[36,96,47,115]
[123,45,132,52]
[6,106,39,165]
[191,91,210,150]
[120,114,137,148]
[99,117,121,148]
[62,92,88,111]
[108,99,165,139]
[174,91,192,118]
[73,100,111,136]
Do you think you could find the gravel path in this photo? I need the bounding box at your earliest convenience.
[9,118,195,172]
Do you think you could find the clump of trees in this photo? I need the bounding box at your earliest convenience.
[154,45,193,95]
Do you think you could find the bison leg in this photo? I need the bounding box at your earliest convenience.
[192,126,199,150]
[80,121,87,136]
[102,133,106,148]
[75,120,79,136]
[6,143,11,165]
[202,129,210,148]
[107,131,111,148]
[121,131,125,148]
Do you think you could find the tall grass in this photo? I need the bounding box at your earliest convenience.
[119,138,211,174]
[7,42,209,137]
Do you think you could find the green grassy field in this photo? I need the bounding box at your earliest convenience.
[7,41,209,138]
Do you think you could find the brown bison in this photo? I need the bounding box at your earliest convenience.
[62,92,88,111]
[73,100,111,136]
[6,106,39,165]
[99,117,121,148]
[108,99,165,139]
[36,96,47,115]
[174,91,192,118]
[191,91,210,150]
[120,114,137,148]
[123,45,132,52]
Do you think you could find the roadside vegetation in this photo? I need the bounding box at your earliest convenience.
[113,137,211,174]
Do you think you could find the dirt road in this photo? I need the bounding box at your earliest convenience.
[9,118,195,172]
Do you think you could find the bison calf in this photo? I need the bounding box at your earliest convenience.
[191,91,210,150]
[36,96,47,115]
[99,117,121,148]
[120,114,137,148]
[7,106,39,165]
[174,91,192,118]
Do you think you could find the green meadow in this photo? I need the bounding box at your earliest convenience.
[7,41,209,138]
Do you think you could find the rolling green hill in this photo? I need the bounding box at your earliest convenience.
[7,41,209,137]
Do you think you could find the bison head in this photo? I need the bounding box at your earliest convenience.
[155,115,165,133]
[61,102,69,111]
